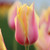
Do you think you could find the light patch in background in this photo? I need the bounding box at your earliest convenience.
[0,0,50,15]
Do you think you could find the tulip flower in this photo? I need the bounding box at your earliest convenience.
[0,29,7,50]
[15,3,38,46]
[8,1,21,29]
[35,7,50,50]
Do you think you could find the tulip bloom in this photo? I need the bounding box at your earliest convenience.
[35,7,50,50]
[8,1,21,29]
[15,3,38,45]
[0,29,7,50]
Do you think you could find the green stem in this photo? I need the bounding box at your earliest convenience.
[25,45,29,50]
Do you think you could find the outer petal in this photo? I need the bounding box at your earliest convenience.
[35,11,40,27]
[28,8,38,45]
[15,17,25,45]
[0,29,7,50]
[8,1,21,29]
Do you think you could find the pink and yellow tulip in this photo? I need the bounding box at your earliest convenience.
[35,7,50,50]
[0,29,7,50]
[8,1,21,29]
[15,3,38,45]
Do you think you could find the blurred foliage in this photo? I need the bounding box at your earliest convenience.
[0,16,14,50]
[0,15,36,50]
[0,3,12,18]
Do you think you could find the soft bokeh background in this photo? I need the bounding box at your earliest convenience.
[0,0,50,50]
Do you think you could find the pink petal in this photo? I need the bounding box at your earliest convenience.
[8,1,21,29]
[8,7,17,29]
[15,18,25,45]
[28,9,38,44]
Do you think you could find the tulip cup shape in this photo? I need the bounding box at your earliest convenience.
[35,7,50,50]
[0,29,7,50]
[15,3,38,45]
[8,1,21,29]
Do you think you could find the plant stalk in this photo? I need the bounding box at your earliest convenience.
[25,45,29,50]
